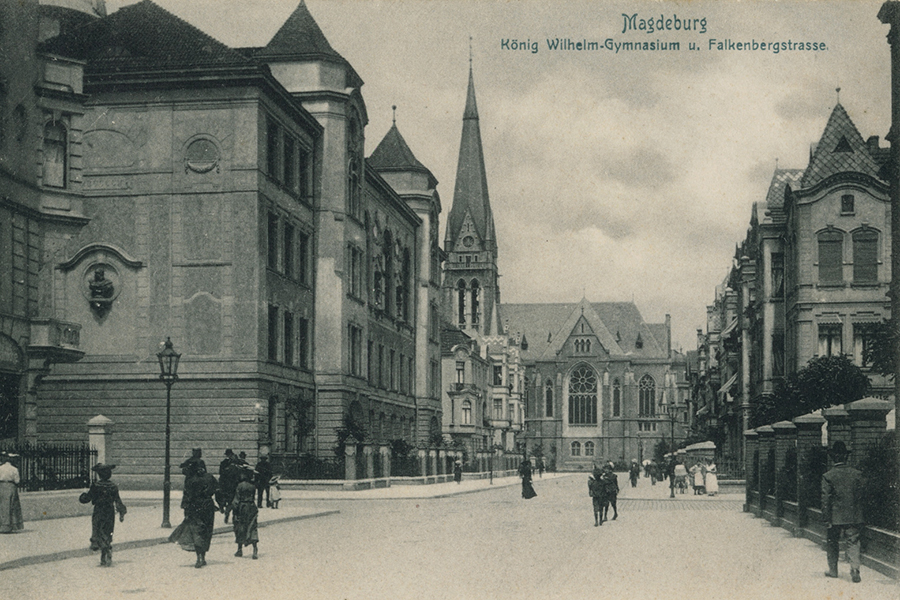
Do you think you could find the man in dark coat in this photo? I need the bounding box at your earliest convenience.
[218,449,239,522]
[602,464,619,521]
[254,455,273,508]
[629,459,640,488]
[821,441,865,583]
[588,465,607,526]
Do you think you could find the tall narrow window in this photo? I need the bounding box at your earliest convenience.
[818,324,842,357]
[568,366,597,425]
[266,118,279,178]
[841,194,855,214]
[283,311,294,366]
[493,398,503,420]
[43,122,67,188]
[283,222,295,278]
[584,441,595,456]
[378,344,385,388]
[853,323,876,367]
[545,379,554,417]
[771,252,784,298]
[493,365,503,386]
[638,374,655,417]
[268,305,279,361]
[298,317,309,369]
[298,230,309,284]
[390,349,396,391]
[612,378,621,417]
[772,332,784,376]
[456,361,465,384]
[298,147,310,200]
[818,231,843,284]
[853,229,878,283]
[267,213,279,270]
[283,136,295,190]
[571,441,581,456]
[349,325,363,376]
[470,280,480,327]
[462,401,472,425]
[367,340,374,384]
[457,279,466,327]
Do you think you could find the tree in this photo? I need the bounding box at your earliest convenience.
[751,355,870,427]
[333,414,367,458]
[282,393,315,453]
[863,319,897,381]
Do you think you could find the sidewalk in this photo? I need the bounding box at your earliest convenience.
[0,473,532,571]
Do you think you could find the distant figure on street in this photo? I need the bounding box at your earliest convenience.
[588,465,606,526]
[231,467,260,559]
[537,457,544,478]
[601,464,619,521]
[0,452,23,534]
[649,460,658,485]
[629,459,640,488]
[218,449,239,523]
[79,463,126,566]
[255,455,272,508]
[170,458,219,568]
[674,461,689,493]
[691,462,705,495]
[822,441,865,583]
[705,461,719,496]
[519,459,537,499]
[269,476,282,509]
[453,460,462,484]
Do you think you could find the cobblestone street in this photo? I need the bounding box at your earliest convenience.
[1,473,895,600]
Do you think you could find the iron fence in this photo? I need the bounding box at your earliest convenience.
[0,442,96,491]
[269,453,344,480]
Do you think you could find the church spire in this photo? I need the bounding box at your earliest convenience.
[445,60,496,252]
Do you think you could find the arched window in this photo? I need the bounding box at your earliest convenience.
[545,379,554,417]
[571,441,581,456]
[470,279,480,327]
[584,441,595,456]
[462,400,472,425]
[43,122,67,188]
[818,230,843,284]
[852,229,878,283]
[613,378,621,417]
[639,375,655,416]
[457,279,466,326]
[568,366,597,425]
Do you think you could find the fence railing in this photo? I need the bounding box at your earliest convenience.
[0,442,96,491]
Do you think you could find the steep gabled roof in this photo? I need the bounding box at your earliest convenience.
[445,66,496,250]
[800,103,881,188]
[368,122,437,187]
[765,168,804,210]
[39,0,250,70]
[255,1,362,87]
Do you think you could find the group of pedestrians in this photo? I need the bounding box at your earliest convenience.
[687,458,718,496]
[587,462,619,526]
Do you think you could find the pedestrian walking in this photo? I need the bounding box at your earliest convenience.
[705,460,719,496]
[169,454,220,568]
[254,454,272,508]
[822,441,865,583]
[674,461,689,493]
[0,452,24,534]
[537,456,544,478]
[78,463,127,566]
[691,462,705,495]
[231,467,259,559]
[269,475,282,509]
[601,464,618,521]
[629,459,640,488]
[218,449,239,523]
[453,460,462,484]
[588,465,606,526]
[518,458,537,499]
[649,460,658,485]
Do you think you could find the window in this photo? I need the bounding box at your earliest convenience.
[771,252,784,298]
[545,379,553,417]
[568,366,597,425]
[456,361,465,384]
[298,317,309,369]
[298,230,309,284]
[853,230,878,283]
[584,441,595,456]
[348,158,360,220]
[772,332,784,377]
[457,280,466,327]
[470,280,480,327]
[818,324,842,357]
[407,357,414,396]
[571,441,581,457]
[266,118,279,178]
[283,222,295,278]
[298,147,310,200]
[639,422,657,432]
[853,323,877,367]
[430,303,439,342]
[349,245,363,298]
[268,305,279,361]
[494,398,503,420]
[841,194,855,214]
[818,230,843,284]
[430,360,439,398]
[390,349,396,391]
[267,213,279,270]
[349,325,363,377]
[367,340,374,384]
[639,374,655,417]
[462,401,472,425]
[283,136,295,190]
[43,122,67,188]
[493,366,503,386]
[283,311,294,366]
[378,344,385,388]
[613,379,621,417]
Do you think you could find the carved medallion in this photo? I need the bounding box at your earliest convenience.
[82,263,120,318]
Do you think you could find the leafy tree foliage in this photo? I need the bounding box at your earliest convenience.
[863,319,897,381]
[751,355,870,427]
[333,413,367,458]
[282,393,315,452]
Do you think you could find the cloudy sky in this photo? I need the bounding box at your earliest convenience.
[109,0,893,350]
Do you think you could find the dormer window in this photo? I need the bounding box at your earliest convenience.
[841,194,854,214]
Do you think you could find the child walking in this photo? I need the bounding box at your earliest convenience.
[231,467,260,559]
[79,463,127,567]
[269,475,282,509]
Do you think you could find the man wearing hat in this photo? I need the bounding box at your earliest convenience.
[821,441,865,583]
[79,463,127,566]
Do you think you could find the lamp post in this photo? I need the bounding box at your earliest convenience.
[157,337,180,528]
[667,402,677,498]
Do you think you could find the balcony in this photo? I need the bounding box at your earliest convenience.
[449,382,479,394]
[28,319,84,364]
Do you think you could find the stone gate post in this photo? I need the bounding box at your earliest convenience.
[793,412,826,527]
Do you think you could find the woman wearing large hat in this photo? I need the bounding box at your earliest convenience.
[0,452,24,533]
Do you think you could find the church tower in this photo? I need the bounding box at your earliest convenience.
[443,62,500,338]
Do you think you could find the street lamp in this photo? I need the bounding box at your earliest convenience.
[667,402,677,498]
[157,337,180,528]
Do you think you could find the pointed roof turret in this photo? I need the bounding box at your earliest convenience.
[257,1,361,87]
[446,64,496,250]
[368,116,437,188]
[800,102,881,188]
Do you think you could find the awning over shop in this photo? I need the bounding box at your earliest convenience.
[718,372,738,401]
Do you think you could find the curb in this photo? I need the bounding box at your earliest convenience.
[0,509,339,572]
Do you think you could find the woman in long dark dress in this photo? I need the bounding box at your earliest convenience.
[79,463,127,566]
[231,467,259,559]
[170,460,219,568]
[519,459,537,499]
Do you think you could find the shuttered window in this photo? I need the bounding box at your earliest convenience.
[818,231,843,284]
[852,230,878,283]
